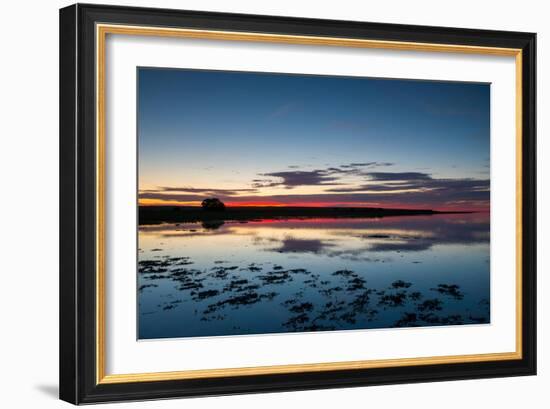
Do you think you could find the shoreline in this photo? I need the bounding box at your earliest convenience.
[139,206,474,225]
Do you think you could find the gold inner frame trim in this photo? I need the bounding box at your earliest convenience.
[95,23,523,385]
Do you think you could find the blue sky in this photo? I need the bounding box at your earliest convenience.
[138,67,490,210]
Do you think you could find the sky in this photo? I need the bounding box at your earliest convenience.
[138,67,490,211]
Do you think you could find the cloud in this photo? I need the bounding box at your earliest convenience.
[252,163,397,189]
[326,172,489,200]
[139,186,260,202]
[367,172,432,181]
[252,170,342,189]
[139,166,489,210]
[340,162,394,169]
[268,101,302,119]
[141,186,258,196]
[139,192,208,202]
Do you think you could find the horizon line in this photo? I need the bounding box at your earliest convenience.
[138,203,487,212]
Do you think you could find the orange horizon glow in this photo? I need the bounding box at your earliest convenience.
[138,198,488,213]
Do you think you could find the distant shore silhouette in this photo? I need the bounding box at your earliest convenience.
[139,206,471,225]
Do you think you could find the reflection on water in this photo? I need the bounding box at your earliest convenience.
[138,213,490,339]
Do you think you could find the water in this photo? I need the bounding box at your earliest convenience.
[138,213,490,339]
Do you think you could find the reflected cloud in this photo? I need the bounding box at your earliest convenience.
[351,214,489,252]
[141,214,489,256]
[244,214,490,255]
[270,237,335,254]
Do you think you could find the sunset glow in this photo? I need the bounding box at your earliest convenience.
[138,68,490,212]
[137,67,491,339]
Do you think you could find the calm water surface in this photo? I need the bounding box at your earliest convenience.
[138,213,490,339]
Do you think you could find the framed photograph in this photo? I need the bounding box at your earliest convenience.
[59,3,536,404]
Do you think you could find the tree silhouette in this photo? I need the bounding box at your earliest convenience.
[201,198,226,211]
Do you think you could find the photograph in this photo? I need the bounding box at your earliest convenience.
[55,2,537,404]
[137,68,491,339]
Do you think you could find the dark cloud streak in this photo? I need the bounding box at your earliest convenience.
[141,186,259,196]
[252,170,342,189]
[140,164,489,210]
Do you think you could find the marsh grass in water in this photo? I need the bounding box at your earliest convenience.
[138,213,490,339]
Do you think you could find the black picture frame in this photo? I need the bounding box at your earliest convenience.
[60,3,536,404]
